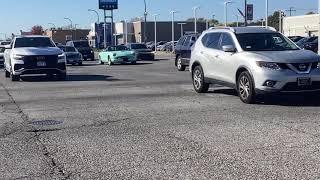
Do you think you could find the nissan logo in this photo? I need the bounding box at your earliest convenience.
[35,56,45,60]
[299,64,307,71]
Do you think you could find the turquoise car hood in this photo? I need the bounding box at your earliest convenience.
[113,50,135,57]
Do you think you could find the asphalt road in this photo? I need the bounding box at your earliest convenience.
[1,54,320,179]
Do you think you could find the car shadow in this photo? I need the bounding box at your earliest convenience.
[209,88,320,107]
[20,74,130,82]
[109,62,153,66]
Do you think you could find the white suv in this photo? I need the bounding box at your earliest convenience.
[190,27,320,104]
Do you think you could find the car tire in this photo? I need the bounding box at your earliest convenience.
[131,61,136,65]
[237,71,256,104]
[177,56,186,71]
[192,66,209,93]
[11,73,20,82]
[5,69,10,78]
[99,57,104,65]
[78,62,82,66]
[58,73,67,81]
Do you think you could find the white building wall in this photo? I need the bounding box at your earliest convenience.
[283,14,320,37]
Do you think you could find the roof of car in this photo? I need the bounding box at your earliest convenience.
[208,26,277,34]
[16,35,50,38]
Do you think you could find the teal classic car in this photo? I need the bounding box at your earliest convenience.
[98,45,136,65]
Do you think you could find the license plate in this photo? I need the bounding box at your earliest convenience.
[37,61,46,67]
[297,77,311,86]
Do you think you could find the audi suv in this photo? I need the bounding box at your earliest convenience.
[4,36,67,81]
[190,27,320,104]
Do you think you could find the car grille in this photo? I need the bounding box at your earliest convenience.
[67,54,78,59]
[23,55,58,69]
[282,81,320,91]
[278,62,316,72]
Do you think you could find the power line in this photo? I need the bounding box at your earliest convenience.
[285,7,296,16]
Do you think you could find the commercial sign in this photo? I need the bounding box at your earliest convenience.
[246,4,253,21]
[99,0,118,10]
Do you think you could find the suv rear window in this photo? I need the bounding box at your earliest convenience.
[131,44,147,49]
[73,41,89,48]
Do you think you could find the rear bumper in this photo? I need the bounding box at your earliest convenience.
[137,53,154,60]
[81,53,94,60]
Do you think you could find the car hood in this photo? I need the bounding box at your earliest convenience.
[113,50,135,56]
[133,49,152,53]
[244,50,319,63]
[65,52,80,55]
[13,47,63,56]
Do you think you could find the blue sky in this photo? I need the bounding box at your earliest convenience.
[0,0,317,37]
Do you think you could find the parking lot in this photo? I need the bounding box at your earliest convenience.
[1,53,320,179]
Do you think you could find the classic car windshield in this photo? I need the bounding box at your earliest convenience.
[108,46,129,51]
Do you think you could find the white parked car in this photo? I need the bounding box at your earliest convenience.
[190,27,320,103]
[4,36,67,81]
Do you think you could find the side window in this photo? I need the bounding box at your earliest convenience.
[202,33,221,49]
[183,36,191,46]
[219,33,235,49]
[177,37,186,46]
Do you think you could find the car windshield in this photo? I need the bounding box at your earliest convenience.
[65,46,77,52]
[236,33,299,51]
[131,44,147,49]
[14,37,55,48]
[73,41,89,48]
[108,46,129,51]
[0,47,5,53]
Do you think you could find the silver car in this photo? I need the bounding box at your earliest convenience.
[190,27,320,104]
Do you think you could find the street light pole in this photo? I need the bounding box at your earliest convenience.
[265,0,269,27]
[143,0,147,44]
[88,9,100,23]
[48,23,56,30]
[235,15,239,27]
[124,19,128,44]
[244,0,247,26]
[64,17,73,40]
[224,1,232,27]
[178,23,186,37]
[170,11,178,52]
[193,6,200,33]
[153,14,159,52]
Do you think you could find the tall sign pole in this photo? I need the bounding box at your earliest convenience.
[104,10,107,48]
[244,0,247,26]
[99,0,118,48]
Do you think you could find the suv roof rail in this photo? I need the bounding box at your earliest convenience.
[247,26,277,32]
[209,27,235,32]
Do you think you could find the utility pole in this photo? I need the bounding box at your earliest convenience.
[235,15,239,27]
[285,7,296,16]
[143,0,147,44]
[265,0,268,27]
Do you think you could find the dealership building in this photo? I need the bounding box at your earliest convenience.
[283,14,320,37]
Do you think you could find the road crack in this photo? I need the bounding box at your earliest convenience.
[0,83,71,179]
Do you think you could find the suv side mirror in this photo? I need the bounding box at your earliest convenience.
[4,45,11,49]
[222,45,236,52]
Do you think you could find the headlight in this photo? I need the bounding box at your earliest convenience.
[256,61,281,70]
[13,54,24,60]
[113,53,117,56]
[58,53,66,63]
